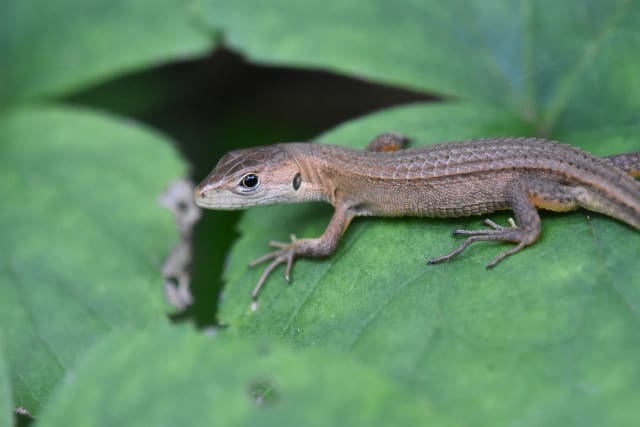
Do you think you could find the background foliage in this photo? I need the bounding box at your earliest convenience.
[1,0,638,426]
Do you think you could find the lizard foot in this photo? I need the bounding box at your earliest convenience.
[427,218,537,268]
[249,234,299,300]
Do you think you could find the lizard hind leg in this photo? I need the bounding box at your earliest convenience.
[427,178,579,268]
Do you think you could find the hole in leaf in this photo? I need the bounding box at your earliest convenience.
[247,379,278,408]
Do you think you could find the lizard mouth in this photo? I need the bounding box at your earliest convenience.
[193,182,208,201]
[193,181,218,208]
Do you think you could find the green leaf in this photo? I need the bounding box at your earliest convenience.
[0,106,186,412]
[195,0,640,132]
[196,4,640,424]
[0,0,211,108]
[34,326,457,427]
[218,102,640,426]
[191,5,640,425]
[4,0,639,424]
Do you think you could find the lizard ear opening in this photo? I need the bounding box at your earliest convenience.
[293,173,301,190]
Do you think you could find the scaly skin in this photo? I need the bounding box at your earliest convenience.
[195,133,640,301]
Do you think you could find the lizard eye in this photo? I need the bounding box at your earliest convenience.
[239,173,260,191]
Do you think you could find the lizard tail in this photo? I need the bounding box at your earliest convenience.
[603,152,640,177]
[582,152,640,230]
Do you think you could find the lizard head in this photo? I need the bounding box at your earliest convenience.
[194,144,309,210]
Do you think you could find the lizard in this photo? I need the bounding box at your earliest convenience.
[194,133,640,301]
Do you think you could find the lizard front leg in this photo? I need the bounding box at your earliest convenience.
[428,178,581,268]
[250,202,355,300]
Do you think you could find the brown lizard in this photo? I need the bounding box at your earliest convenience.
[194,133,640,300]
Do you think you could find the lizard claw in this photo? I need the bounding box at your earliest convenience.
[482,218,517,230]
[452,218,519,236]
[249,235,300,300]
[268,234,297,249]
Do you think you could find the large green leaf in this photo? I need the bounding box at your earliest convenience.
[194,5,640,425]
[2,0,639,425]
[0,106,186,412]
[218,102,640,426]
[0,0,211,108]
[195,0,640,132]
[34,326,457,427]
